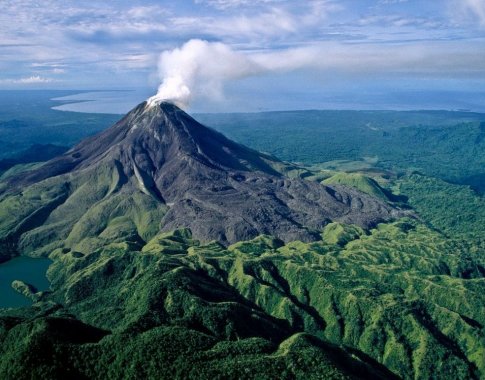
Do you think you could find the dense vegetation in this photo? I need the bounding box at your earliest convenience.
[197,110,485,192]
[0,92,484,379]
[1,217,483,379]
[396,174,485,242]
[1,164,484,379]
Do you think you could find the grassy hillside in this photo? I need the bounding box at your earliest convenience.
[1,216,484,379]
[322,172,389,200]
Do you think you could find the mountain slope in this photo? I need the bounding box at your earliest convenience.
[0,101,483,379]
[0,101,399,259]
[1,219,483,379]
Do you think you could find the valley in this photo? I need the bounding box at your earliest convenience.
[0,92,483,379]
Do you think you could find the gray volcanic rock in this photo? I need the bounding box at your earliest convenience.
[4,101,399,247]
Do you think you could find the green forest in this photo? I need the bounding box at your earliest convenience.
[0,91,484,379]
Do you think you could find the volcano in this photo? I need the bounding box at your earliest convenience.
[0,101,399,257]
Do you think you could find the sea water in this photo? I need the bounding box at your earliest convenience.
[0,257,51,308]
[51,88,485,114]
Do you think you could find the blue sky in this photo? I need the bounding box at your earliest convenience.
[1,0,485,111]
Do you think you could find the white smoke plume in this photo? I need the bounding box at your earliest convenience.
[148,38,485,108]
[148,39,261,108]
[147,39,324,108]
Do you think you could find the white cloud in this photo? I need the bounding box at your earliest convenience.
[357,14,443,29]
[379,0,409,4]
[0,0,484,95]
[463,0,485,25]
[0,75,55,84]
[450,0,485,26]
[216,7,298,36]
[31,62,67,74]
[16,75,54,84]
[195,0,281,10]
[127,5,169,19]
[168,1,342,46]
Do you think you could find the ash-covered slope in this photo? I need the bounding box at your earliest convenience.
[1,101,399,256]
[10,101,283,188]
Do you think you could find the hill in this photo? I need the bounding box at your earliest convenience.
[0,100,483,379]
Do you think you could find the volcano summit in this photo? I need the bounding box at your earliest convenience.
[0,101,398,258]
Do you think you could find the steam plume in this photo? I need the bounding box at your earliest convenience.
[148,38,485,108]
[148,39,260,108]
